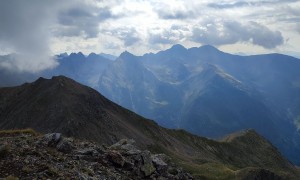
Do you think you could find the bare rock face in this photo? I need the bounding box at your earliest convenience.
[0,132,193,179]
[107,139,192,179]
[39,133,74,154]
[56,138,74,153]
[107,150,125,167]
[151,154,168,174]
[42,133,61,147]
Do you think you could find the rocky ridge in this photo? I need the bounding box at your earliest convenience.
[0,130,192,179]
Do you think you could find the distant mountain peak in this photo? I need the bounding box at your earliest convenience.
[88,52,97,57]
[119,50,136,60]
[58,52,68,57]
[77,52,85,56]
[69,52,85,59]
[199,44,218,50]
[86,52,100,60]
[170,44,186,51]
[165,44,187,54]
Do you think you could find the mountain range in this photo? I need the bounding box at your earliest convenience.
[0,76,299,179]
[1,44,300,166]
[97,44,300,165]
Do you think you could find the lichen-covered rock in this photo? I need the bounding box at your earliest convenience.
[109,139,141,155]
[141,150,156,176]
[0,134,193,179]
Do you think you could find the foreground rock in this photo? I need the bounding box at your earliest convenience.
[0,132,192,179]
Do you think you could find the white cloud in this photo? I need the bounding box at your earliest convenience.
[0,0,63,72]
[191,20,284,49]
[0,0,299,72]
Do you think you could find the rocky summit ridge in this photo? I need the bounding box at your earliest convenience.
[0,130,192,179]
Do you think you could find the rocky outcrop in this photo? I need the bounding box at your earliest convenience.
[0,132,193,179]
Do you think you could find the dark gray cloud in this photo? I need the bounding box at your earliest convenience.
[157,10,193,20]
[55,4,114,38]
[191,20,284,49]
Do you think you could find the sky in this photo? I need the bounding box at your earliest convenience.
[0,0,299,72]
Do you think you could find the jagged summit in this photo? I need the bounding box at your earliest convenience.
[119,50,136,59]
[69,52,85,59]
[31,76,85,90]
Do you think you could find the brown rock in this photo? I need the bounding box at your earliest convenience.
[107,150,125,167]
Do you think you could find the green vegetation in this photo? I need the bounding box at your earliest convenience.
[148,144,236,179]
[148,129,300,179]
[4,176,19,180]
[180,162,236,180]
[0,128,38,136]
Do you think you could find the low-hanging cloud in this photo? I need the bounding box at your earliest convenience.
[191,20,284,49]
[0,0,110,73]
[0,0,63,73]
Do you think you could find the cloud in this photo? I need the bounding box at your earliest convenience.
[208,1,250,9]
[296,25,300,34]
[148,25,190,45]
[107,27,141,46]
[191,20,284,49]
[55,3,115,38]
[153,1,195,20]
[0,0,298,60]
[0,0,114,73]
[207,0,299,9]
[0,0,63,73]
[156,9,193,20]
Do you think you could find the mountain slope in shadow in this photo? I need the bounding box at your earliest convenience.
[0,76,299,179]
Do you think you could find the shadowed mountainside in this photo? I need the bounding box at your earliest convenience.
[97,45,300,165]
[0,76,299,179]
